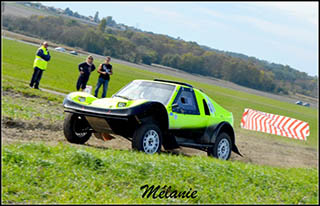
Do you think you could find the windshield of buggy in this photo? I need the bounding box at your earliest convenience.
[114,80,176,105]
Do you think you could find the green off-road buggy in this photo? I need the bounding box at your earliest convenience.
[63,79,241,160]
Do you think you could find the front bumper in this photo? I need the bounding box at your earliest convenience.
[63,97,152,120]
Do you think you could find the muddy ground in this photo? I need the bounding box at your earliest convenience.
[2,89,318,169]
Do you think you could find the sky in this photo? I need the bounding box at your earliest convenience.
[41,1,319,76]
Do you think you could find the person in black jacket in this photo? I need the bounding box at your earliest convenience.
[76,55,96,91]
[94,56,113,98]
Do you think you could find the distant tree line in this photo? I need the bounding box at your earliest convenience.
[2,15,318,97]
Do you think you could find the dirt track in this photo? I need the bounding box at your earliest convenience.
[3,116,318,169]
[2,89,318,169]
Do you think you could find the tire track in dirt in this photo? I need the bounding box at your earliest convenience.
[2,116,318,169]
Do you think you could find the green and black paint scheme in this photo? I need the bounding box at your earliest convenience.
[63,79,241,159]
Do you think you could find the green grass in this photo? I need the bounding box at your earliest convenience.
[2,76,64,103]
[2,37,318,148]
[1,92,64,123]
[1,75,66,126]
[2,142,318,204]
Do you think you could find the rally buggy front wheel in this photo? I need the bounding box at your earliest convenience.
[132,123,162,154]
[63,113,92,144]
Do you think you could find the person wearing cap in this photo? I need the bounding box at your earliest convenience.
[94,56,113,98]
[76,55,96,91]
[29,41,51,89]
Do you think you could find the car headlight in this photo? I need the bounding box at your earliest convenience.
[78,96,86,102]
[117,102,127,107]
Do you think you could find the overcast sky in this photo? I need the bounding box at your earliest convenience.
[41,1,318,76]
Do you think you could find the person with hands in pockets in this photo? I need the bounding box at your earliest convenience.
[94,56,113,98]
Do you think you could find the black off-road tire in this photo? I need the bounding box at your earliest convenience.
[132,123,162,154]
[63,113,92,144]
[207,132,232,160]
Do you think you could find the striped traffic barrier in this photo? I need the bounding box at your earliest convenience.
[241,108,309,141]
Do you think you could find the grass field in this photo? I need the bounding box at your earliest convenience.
[2,37,319,204]
[2,142,318,204]
[2,38,318,148]
[2,79,64,123]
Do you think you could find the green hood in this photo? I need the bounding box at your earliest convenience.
[67,92,148,109]
[90,97,147,109]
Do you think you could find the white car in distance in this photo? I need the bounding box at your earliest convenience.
[55,47,66,52]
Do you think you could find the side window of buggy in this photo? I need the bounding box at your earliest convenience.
[172,87,200,115]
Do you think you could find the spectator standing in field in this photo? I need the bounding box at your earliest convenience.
[94,56,113,98]
[76,55,96,91]
[30,41,51,89]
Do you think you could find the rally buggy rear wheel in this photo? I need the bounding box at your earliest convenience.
[207,132,232,160]
[63,113,92,144]
[132,123,162,154]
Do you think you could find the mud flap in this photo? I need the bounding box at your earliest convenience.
[232,144,243,157]
[162,134,180,150]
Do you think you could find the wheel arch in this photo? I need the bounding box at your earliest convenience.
[211,121,242,156]
[134,101,176,149]
[136,101,169,131]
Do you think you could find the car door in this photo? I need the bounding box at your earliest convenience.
[169,87,207,138]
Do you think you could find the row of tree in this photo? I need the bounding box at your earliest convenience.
[2,15,317,97]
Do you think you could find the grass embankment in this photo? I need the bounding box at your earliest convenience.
[2,37,318,148]
[2,77,64,122]
[2,142,318,204]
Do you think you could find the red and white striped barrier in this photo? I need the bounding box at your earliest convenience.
[241,108,309,141]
